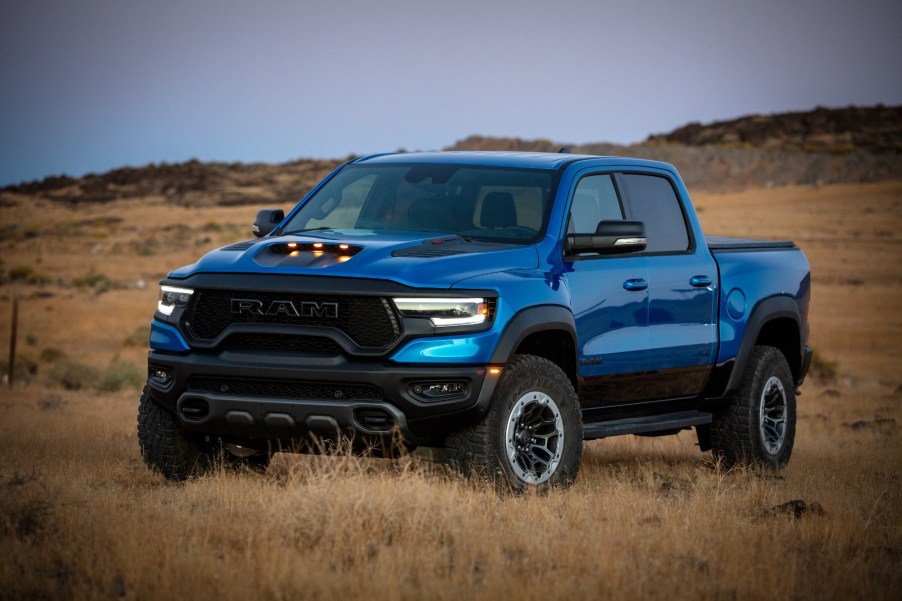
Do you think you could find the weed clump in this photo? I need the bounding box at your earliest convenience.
[39,348,67,363]
[71,271,117,293]
[47,359,101,390]
[1,353,38,383]
[97,361,144,393]
[810,349,839,382]
[46,358,144,392]
[122,325,151,348]
[8,265,51,285]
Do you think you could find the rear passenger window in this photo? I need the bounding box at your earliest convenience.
[568,174,623,233]
[620,174,690,253]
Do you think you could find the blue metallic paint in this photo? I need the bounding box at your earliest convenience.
[713,249,811,366]
[157,152,809,399]
[149,320,190,353]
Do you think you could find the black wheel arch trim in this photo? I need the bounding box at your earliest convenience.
[490,304,578,364]
[717,295,803,398]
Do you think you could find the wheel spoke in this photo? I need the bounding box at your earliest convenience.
[759,376,787,453]
[505,391,565,484]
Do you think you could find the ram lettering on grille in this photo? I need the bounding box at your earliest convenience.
[231,298,339,319]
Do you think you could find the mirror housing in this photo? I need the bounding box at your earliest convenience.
[565,220,647,255]
[252,209,285,238]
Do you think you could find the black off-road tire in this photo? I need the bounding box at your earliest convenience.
[709,346,796,469]
[446,355,583,492]
[137,387,213,480]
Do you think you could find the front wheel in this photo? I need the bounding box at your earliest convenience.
[709,346,797,469]
[137,387,213,480]
[446,355,582,491]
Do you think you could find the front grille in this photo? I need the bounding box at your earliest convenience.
[223,333,343,354]
[188,376,383,401]
[184,290,401,348]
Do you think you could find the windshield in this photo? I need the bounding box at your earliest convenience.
[281,163,557,244]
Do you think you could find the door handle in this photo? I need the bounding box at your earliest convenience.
[690,275,712,288]
[623,279,648,292]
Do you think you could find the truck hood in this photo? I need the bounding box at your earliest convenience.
[167,231,539,288]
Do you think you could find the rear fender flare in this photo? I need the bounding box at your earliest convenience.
[722,296,801,397]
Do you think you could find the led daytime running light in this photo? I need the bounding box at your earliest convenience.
[393,297,488,327]
[157,285,194,316]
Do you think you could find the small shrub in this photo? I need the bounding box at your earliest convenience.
[122,325,151,348]
[8,266,51,285]
[809,349,838,382]
[47,359,101,390]
[1,354,38,383]
[97,361,144,393]
[71,271,116,293]
[22,225,41,238]
[39,348,67,363]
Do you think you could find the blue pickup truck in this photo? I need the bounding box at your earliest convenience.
[139,151,812,490]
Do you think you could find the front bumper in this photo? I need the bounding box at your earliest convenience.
[146,349,500,445]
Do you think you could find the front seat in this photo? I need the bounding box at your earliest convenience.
[480,192,516,228]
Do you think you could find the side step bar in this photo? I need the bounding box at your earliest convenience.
[582,410,712,440]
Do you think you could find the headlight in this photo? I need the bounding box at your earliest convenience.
[393,297,489,327]
[157,285,194,316]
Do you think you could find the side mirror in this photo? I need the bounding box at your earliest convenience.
[565,220,647,255]
[252,209,285,238]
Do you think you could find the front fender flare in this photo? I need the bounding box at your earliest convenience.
[490,304,577,364]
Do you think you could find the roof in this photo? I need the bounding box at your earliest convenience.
[353,150,676,173]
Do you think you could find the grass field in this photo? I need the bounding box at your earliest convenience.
[1,182,900,599]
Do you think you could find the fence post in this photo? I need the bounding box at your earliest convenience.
[7,294,17,388]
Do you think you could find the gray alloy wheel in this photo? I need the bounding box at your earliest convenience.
[759,375,788,454]
[444,354,582,492]
[504,391,565,485]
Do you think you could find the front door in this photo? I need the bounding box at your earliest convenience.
[563,172,651,407]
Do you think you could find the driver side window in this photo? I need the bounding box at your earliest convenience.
[569,174,624,233]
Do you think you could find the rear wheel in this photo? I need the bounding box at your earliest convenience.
[446,355,582,491]
[709,346,796,468]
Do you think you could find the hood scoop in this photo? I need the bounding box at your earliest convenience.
[253,241,363,268]
[221,239,259,252]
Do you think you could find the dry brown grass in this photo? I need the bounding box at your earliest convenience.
[1,182,901,599]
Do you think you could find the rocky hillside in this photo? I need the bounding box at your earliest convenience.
[644,105,901,155]
[2,158,344,207]
[3,105,900,205]
[448,105,902,190]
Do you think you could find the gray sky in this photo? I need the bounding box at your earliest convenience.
[1,0,900,186]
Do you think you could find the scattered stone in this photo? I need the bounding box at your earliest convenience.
[766,499,826,519]
[673,554,710,574]
[844,418,896,430]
